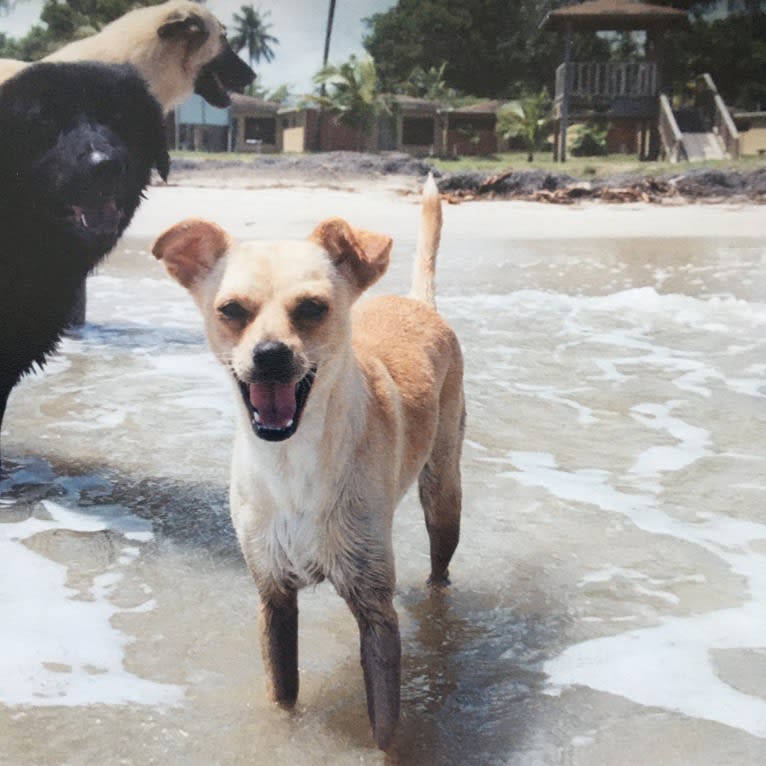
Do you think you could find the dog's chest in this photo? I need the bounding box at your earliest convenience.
[233,435,348,588]
[268,505,327,586]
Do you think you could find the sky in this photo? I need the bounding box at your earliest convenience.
[0,0,397,94]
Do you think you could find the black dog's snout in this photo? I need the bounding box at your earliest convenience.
[252,341,295,383]
[86,149,122,182]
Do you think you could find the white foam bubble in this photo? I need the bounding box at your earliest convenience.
[545,601,766,738]
[0,501,182,707]
[504,447,766,737]
[629,402,712,476]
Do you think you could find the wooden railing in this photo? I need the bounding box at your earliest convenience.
[658,93,685,163]
[555,61,658,102]
[698,73,740,159]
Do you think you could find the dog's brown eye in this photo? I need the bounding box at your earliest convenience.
[218,301,249,322]
[293,298,328,323]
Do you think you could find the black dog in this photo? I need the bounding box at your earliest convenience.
[0,62,169,464]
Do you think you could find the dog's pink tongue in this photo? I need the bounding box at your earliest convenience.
[249,382,297,429]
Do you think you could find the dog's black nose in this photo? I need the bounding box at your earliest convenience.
[87,150,121,181]
[252,341,295,383]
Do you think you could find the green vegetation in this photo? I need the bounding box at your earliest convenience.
[229,4,279,98]
[426,153,763,178]
[0,0,165,60]
[230,5,278,71]
[570,124,608,158]
[363,0,601,100]
[666,10,766,110]
[398,62,458,105]
[496,90,553,162]
[313,55,386,151]
[169,150,762,182]
[1,1,764,113]
[362,1,766,110]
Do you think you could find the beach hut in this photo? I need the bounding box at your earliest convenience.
[543,0,687,161]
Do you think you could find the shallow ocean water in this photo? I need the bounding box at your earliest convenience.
[1,187,765,765]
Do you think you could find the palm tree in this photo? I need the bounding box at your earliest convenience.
[230,4,278,93]
[313,55,382,151]
[497,89,552,162]
[322,0,336,71]
[403,62,457,104]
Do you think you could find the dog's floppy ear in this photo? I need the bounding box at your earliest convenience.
[152,219,231,289]
[310,219,393,293]
[158,11,209,47]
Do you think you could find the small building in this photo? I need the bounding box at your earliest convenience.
[734,112,766,156]
[270,99,499,157]
[229,94,280,153]
[174,93,281,153]
[175,94,230,152]
[174,94,501,157]
[272,101,436,155]
[444,101,500,156]
[279,108,316,153]
[388,96,444,156]
[278,107,362,153]
[543,0,688,161]
[387,97,499,157]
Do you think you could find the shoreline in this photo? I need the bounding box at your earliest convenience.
[130,184,766,243]
[160,152,766,205]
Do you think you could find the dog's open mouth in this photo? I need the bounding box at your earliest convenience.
[194,46,255,108]
[195,68,230,108]
[69,201,123,237]
[238,368,316,442]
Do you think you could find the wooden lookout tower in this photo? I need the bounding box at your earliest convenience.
[543,0,687,161]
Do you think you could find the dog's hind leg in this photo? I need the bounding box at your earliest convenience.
[258,586,299,707]
[419,457,462,587]
[419,380,465,587]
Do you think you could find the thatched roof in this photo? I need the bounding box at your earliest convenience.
[544,0,687,31]
[229,93,281,116]
[392,95,441,113]
[453,100,502,115]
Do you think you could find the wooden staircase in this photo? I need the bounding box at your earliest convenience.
[658,74,739,163]
[674,107,725,160]
[681,132,726,161]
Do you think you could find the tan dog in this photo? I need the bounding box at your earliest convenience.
[0,1,253,111]
[151,177,465,750]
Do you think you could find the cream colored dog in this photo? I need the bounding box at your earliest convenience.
[0,1,253,112]
[152,177,465,750]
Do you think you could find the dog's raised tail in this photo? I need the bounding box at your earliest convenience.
[409,173,442,308]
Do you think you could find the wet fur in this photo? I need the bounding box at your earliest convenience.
[152,178,465,750]
[0,62,169,463]
[0,0,253,112]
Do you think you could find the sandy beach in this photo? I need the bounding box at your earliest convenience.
[133,173,766,244]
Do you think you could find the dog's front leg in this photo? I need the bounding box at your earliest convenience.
[258,586,299,707]
[340,586,401,750]
[359,610,401,751]
[0,378,13,469]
